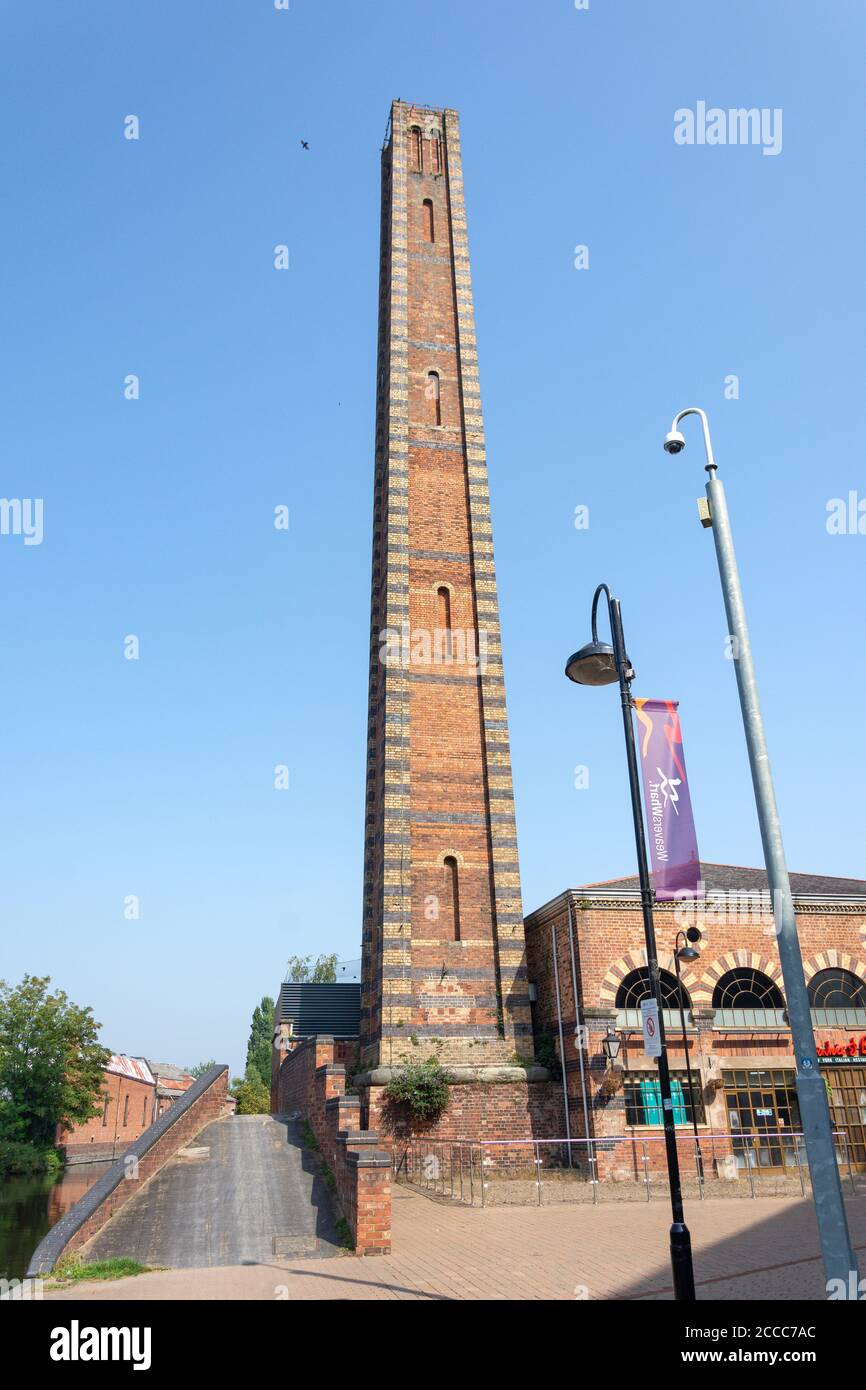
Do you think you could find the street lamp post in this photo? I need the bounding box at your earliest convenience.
[664,406,859,1293]
[565,584,697,1302]
[674,927,704,1183]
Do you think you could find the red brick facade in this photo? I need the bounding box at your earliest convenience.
[524,879,866,1178]
[273,1036,391,1254]
[361,101,531,1070]
[56,1060,156,1164]
[362,1071,563,1154]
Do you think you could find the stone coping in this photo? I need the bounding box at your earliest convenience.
[355,1064,550,1086]
[346,1149,391,1168]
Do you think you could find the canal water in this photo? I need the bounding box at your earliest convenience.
[0,1161,111,1281]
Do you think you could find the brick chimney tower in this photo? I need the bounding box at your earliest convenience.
[360,102,532,1072]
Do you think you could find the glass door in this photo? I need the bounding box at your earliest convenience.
[723,1069,801,1173]
[825,1067,866,1171]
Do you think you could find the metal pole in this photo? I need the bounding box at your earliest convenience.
[608,593,696,1300]
[550,920,574,1164]
[703,464,858,1291]
[566,897,596,1185]
[674,938,704,1184]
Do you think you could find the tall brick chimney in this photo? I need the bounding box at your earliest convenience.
[360,102,532,1071]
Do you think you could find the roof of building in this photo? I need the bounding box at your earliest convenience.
[276,982,361,1038]
[525,862,866,925]
[106,1055,155,1086]
[575,863,866,898]
[146,1061,195,1083]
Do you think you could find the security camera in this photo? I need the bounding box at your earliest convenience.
[663,429,686,455]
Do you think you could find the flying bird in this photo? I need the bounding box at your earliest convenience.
[300,140,309,150]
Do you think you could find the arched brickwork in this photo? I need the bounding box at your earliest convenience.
[802,950,866,985]
[699,950,784,1004]
[434,848,465,868]
[599,946,700,1007]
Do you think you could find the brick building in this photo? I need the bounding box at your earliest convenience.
[56,1055,156,1164]
[525,864,866,1179]
[277,101,865,1185]
[359,100,532,1077]
[147,1061,196,1119]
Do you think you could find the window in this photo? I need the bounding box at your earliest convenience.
[713,968,784,1010]
[409,126,422,172]
[426,369,441,425]
[624,1073,704,1126]
[142,1095,148,1126]
[102,1098,109,1127]
[616,967,688,1011]
[422,198,435,242]
[122,1094,129,1126]
[436,585,452,658]
[430,131,442,173]
[443,856,461,941]
[808,969,866,1009]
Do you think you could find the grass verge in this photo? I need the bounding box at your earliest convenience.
[49,1256,153,1284]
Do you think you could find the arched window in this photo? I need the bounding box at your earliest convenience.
[808,969,866,1009]
[426,369,441,425]
[616,967,689,1011]
[422,198,435,243]
[436,585,452,658]
[430,131,442,173]
[122,1094,129,1126]
[409,127,422,172]
[712,968,784,1009]
[443,856,461,941]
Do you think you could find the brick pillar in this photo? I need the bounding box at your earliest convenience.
[361,100,531,1073]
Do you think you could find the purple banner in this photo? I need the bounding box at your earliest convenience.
[634,699,701,901]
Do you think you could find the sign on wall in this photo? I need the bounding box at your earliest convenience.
[817,1036,866,1062]
[641,998,662,1058]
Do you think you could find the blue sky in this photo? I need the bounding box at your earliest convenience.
[2,2,863,1077]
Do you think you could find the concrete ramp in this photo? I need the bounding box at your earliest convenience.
[84,1116,342,1268]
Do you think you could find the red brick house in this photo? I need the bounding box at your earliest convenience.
[56,1055,156,1164]
[524,864,866,1179]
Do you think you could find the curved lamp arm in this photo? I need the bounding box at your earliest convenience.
[590,582,612,645]
[670,407,718,472]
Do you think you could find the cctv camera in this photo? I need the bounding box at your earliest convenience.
[663,430,686,455]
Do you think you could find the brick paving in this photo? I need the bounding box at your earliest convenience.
[44,1186,866,1301]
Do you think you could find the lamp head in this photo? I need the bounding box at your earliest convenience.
[664,429,686,455]
[677,944,700,963]
[565,639,618,687]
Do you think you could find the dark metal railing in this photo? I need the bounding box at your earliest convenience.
[393,1131,862,1208]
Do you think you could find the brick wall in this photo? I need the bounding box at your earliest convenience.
[362,1073,564,1161]
[56,1070,156,1164]
[273,1035,391,1255]
[27,1065,229,1276]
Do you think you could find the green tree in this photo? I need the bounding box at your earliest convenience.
[234,1074,270,1115]
[245,997,274,1090]
[187,1060,216,1079]
[0,975,110,1147]
[284,953,338,984]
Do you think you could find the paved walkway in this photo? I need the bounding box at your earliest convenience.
[46,1184,866,1300]
[83,1116,340,1268]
